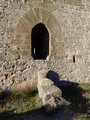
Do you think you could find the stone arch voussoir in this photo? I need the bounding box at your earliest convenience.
[11,8,63,60]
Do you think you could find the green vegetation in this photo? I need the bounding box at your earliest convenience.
[0,83,89,120]
[79,83,90,91]
[61,83,90,120]
[75,116,90,120]
[0,91,42,114]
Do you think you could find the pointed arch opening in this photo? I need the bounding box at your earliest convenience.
[31,23,49,60]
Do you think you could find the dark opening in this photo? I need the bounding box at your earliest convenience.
[31,23,49,60]
[73,55,75,63]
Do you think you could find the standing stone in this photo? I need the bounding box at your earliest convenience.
[37,70,62,112]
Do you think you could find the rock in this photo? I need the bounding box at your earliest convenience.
[36,96,43,107]
[11,80,37,95]
[44,97,57,112]
[38,78,54,86]
[38,84,62,112]
[38,85,62,105]
[37,70,48,80]
[0,75,5,81]
[37,70,62,112]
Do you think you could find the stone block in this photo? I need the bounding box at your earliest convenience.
[66,55,73,63]
[23,9,37,28]
[74,0,81,6]
[85,0,90,2]
[75,55,82,62]
[44,97,58,112]
[40,8,50,23]
[20,55,28,60]
[37,70,48,80]
[38,78,54,86]
[11,44,17,51]
[37,70,62,112]
[0,75,5,81]
[33,1,45,9]
[7,27,15,34]
[0,53,4,61]
[61,0,69,4]
[15,34,24,39]
[85,25,90,31]
[38,84,61,100]
[43,0,53,4]
[87,18,90,25]
[46,14,61,34]
[12,54,20,60]
[45,4,56,13]
[34,8,42,22]
[21,50,31,58]
[21,50,28,56]
[85,4,90,12]
[27,49,31,56]
[11,39,23,45]
[28,1,34,8]
[76,55,82,59]
[24,35,31,40]
[16,17,31,35]
[68,0,74,5]
[20,44,31,50]
[11,50,21,60]
[46,14,63,57]
[28,0,43,3]
[80,17,87,25]
[38,84,62,107]
[24,39,30,44]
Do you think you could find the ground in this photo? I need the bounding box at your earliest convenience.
[0,83,89,120]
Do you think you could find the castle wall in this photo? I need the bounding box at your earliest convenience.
[0,0,90,93]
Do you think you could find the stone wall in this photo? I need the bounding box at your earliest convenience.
[0,0,90,93]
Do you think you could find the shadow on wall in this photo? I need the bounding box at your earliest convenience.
[0,70,89,120]
[46,70,74,88]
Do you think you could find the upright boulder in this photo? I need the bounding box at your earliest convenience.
[37,70,62,112]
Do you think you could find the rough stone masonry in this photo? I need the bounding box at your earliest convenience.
[0,0,90,93]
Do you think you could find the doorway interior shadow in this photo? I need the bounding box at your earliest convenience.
[31,23,49,60]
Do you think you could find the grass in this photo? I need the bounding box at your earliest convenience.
[79,83,90,91]
[75,116,90,120]
[61,83,90,120]
[0,83,89,120]
[0,91,42,114]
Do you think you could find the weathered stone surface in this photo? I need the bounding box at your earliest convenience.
[37,70,62,112]
[16,17,31,35]
[11,79,37,95]
[37,70,48,80]
[39,78,54,86]
[0,75,5,81]
[46,14,64,57]
[0,0,90,94]
[44,96,62,112]
[23,9,38,28]
[38,84,62,104]
[34,8,42,22]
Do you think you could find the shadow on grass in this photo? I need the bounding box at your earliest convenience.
[0,107,45,120]
[47,70,90,114]
[0,70,89,120]
[0,91,45,120]
[61,82,90,114]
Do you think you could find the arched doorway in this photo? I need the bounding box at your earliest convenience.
[31,23,49,60]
